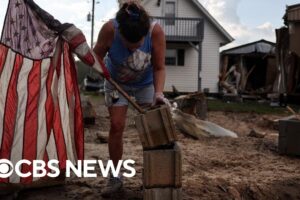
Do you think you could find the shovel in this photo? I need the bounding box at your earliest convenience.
[96,58,177,149]
[106,78,177,149]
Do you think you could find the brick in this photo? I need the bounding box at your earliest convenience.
[135,105,177,149]
[144,188,182,200]
[279,119,300,156]
[143,143,182,188]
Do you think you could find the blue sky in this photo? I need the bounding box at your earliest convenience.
[0,0,299,49]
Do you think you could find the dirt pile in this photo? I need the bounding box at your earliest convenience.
[4,100,300,200]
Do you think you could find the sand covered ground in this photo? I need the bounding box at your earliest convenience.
[2,96,300,200]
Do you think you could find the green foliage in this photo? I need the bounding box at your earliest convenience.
[207,99,300,115]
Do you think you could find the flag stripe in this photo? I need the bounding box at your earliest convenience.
[69,33,86,50]
[21,60,42,184]
[63,44,74,106]
[43,150,50,177]
[0,44,9,78]
[45,60,55,148]
[53,52,68,169]
[0,53,23,183]
[82,52,95,66]
[68,48,84,160]
[32,59,51,182]
[46,130,58,163]
[43,60,57,179]
[53,103,68,169]
[1,54,23,157]
[36,59,51,160]
[63,43,77,162]
[9,57,34,183]
[58,47,75,164]
[0,49,15,152]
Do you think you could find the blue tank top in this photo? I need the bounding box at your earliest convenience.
[105,19,153,88]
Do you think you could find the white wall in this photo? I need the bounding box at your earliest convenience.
[201,21,225,93]
[164,44,198,92]
[142,0,163,16]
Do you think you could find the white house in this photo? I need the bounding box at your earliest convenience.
[141,0,233,93]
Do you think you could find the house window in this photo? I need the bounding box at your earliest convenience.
[165,49,176,65]
[165,1,175,25]
[165,49,185,66]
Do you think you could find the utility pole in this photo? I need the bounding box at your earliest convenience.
[87,0,98,48]
[87,0,99,77]
[91,0,95,49]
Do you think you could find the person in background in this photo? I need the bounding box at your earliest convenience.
[93,1,168,197]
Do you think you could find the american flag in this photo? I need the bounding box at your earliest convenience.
[0,0,108,184]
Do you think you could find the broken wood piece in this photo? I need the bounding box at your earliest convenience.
[247,129,266,138]
[220,55,229,82]
[171,85,181,97]
[172,109,238,139]
[240,65,256,91]
[286,106,300,120]
[174,92,207,120]
[220,81,238,94]
[287,106,297,115]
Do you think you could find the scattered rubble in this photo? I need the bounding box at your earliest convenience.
[247,129,266,138]
[174,92,207,120]
[172,109,238,139]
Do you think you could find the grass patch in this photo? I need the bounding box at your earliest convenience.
[208,99,300,115]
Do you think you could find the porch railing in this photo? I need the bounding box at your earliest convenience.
[152,16,204,42]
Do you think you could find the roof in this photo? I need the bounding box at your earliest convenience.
[221,39,276,55]
[284,3,300,22]
[190,0,234,44]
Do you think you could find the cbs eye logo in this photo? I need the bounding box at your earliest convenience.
[0,159,14,178]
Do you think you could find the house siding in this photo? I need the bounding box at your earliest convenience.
[142,0,163,16]
[178,0,227,93]
[177,0,201,17]
[165,44,198,92]
[201,21,224,93]
[143,0,229,93]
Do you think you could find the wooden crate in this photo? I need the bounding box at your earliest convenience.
[143,142,182,188]
[135,105,177,149]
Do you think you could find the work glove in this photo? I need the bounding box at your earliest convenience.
[153,92,171,107]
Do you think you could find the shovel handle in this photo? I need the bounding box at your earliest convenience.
[107,78,145,114]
